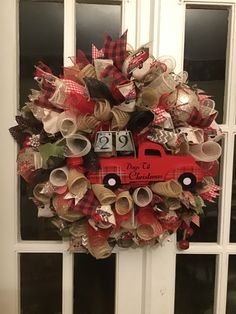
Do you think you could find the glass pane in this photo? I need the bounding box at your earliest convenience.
[175,254,216,314]
[184,6,229,123]
[20,253,62,314]
[20,0,64,106]
[19,0,63,240]
[74,253,116,314]
[76,1,121,60]
[230,136,236,242]
[226,255,236,314]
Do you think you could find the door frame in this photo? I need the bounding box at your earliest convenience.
[1,1,236,314]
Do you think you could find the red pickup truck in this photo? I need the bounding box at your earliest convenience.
[88,141,203,190]
[127,47,149,75]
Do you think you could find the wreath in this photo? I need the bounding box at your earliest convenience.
[10,30,222,259]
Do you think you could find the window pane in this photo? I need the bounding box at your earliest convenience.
[74,253,116,314]
[184,6,229,124]
[226,255,236,314]
[19,0,63,240]
[20,253,62,314]
[230,136,236,242]
[20,0,64,106]
[76,1,121,60]
[175,254,216,314]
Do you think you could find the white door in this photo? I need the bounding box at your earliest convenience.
[1,1,236,313]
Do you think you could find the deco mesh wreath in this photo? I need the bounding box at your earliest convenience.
[10,30,222,259]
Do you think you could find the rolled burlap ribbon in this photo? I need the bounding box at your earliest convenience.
[92,184,116,205]
[94,99,112,121]
[141,87,159,108]
[151,180,183,198]
[66,133,91,157]
[68,169,89,195]
[132,187,153,207]
[111,107,130,130]
[115,191,133,215]
[57,111,77,137]
[136,207,163,241]
[69,222,86,237]
[137,223,163,241]
[78,64,97,85]
[144,72,177,104]
[189,141,222,162]
[88,240,113,259]
[49,166,68,187]
[86,225,112,259]
[77,114,99,132]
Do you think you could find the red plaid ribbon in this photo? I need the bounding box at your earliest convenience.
[92,44,104,62]
[31,79,85,113]
[69,49,90,68]
[200,183,220,202]
[33,95,62,113]
[187,107,217,128]
[175,133,186,146]
[100,64,128,86]
[73,189,99,216]
[103,30,127,70]
[63,79,85,96]
[41,80,55,97]
[33,63,65,112]
[152,107,167,125]
[34,61,52,76]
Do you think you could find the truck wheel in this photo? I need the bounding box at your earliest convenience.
[178,173,196,190]
[103,174,121,189]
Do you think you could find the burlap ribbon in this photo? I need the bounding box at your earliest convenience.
[151,180,183,198]
[92,184,116,205]
[115,191,133,215]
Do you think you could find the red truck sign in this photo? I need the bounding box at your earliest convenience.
[88,141,203,190]
[127,47,149,75]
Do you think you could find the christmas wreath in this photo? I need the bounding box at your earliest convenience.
[10,30,222,259]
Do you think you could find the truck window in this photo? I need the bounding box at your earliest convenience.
[145,149,161,157]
